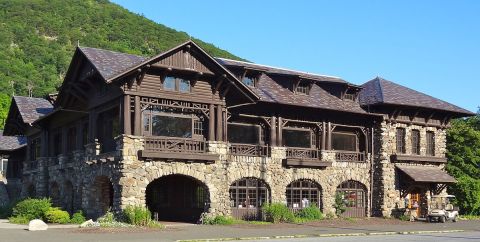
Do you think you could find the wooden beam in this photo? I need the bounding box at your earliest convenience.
[134,96,142,135]
[209,104,215,141]
[327,122,332,150]
[216,104,223,141]
[321,121,326,150]
[213,75,225,95]
[123,95,131,135]
[270,116,277,146]
[277,116,283,146]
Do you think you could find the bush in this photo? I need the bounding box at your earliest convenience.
[123,206,154,227]
[398,214,410,221]
[9,216,30,224]
[295,205,323,221]
[334,192,347,216]
[202,215,235,225]
[45,207,70,224]
[97,209,116,224]
[262,203,294,223]
[12,198,52,221]
[70,211,86,224]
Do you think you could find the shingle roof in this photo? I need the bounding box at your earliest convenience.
[13,96,53,124]
[0,135,26,151]
[396,165,456,183]
[251,73,368,114]
[359,77,473,115]
[215,58,349,85]
[79,47,148,81]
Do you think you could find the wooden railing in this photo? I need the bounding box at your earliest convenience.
[335,151,366,162]
[144,136,206,154]
[229,143,270,157]
[285,147,319,160]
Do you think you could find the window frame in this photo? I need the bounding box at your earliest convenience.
[161,75,192,93]
[396,128,406,154]
[283,127,315,148]
[295,81,311,95]
[227,122,263,145]
[331,131,358,152]
[30,136,41,161]
[426,131,435,156]
[411,129,421,155]
[286,180,322,209]
[229,178,270,209]
[142,111,203,139]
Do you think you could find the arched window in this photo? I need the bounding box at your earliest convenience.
[286,179,322,210]
[229,178,270,220]
[336,180,367,217]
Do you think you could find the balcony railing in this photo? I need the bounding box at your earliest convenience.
[286,147,319,160]
[144,136,206,153]
[335,151,365,162]
[229,143,269,157]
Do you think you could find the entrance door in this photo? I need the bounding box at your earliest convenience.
[146,175,209,223]
[409,190,421,218]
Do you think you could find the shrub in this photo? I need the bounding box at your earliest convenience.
[123,206,153,226]
[45,207,70,224]
[97,209,116,224]
[12,198,52,221]
[202,215,235,225]
[70,211,86,224]
[295,205,323,221]
[9,216,30,224]
[334,192,346,216]
[398,214,410,221]
[262,203,294,223]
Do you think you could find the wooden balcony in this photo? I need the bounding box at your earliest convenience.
[229,143,270,157]
[335,151,366,162]
[139,136,219,162]
[284,147,331,168]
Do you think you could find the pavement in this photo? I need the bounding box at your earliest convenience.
[0,219,479,242]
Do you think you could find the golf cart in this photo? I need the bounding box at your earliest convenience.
[427,195,459,223]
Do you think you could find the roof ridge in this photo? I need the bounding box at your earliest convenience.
[79,46,148,58]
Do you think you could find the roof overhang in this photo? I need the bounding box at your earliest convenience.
[396,165,456,183]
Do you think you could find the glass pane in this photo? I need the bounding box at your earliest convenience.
[179,79,191,92]
[143,114,150,132]
[332,133,356,151]
[227,124,260,144]
[151,115,192,138]
[283,129,311,148]
[242,77,254,86]
[163,76,175,90]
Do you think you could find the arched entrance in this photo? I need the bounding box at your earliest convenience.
[92,176,114,218]
[63,181,74,214]
[286,179,322,212]
[229,177,270,220]
[336,180,367,217]
[50,182,61,207]
[146,174,209,223]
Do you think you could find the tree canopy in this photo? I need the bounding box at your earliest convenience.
[0,0,242,128]
[446,114,480,215]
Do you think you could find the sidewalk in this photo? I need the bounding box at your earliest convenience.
[0,219,79,230]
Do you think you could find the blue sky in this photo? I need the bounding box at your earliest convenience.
[112,0,479,112]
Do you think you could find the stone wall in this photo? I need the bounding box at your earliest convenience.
[373,120,448,217]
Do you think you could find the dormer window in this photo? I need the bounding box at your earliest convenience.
[162,76,191,93]
[242,76,255,87]
[295,82,310,95]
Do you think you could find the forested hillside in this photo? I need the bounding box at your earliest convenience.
[0,0,242,127]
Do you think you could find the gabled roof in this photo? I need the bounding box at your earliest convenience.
[216,58,351,85]
[12,96,53,124]
[251,73,368,114]
[0,135,26,151]
[79,47,148,81]
[359,77,474,116]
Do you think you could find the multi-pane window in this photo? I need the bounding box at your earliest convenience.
[396,128,406,154]
[229,178,269,209]
[411,129,420,155]
[66,127,77,152]
[336,180,366,208]
[286,180,322,209]
[332,132,357,151]
[162,76,192,93]
[283,128,312,148]
[30,138,41,161]
[295,82,310,94]
[426,131,435,156]
[242,76,255,87]
[193,119,203,136]
[143,112,196,138]
[227,123,261,144]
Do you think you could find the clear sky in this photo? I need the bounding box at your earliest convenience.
[112,0,479,112]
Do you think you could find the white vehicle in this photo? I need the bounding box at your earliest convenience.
[427,195,459,223]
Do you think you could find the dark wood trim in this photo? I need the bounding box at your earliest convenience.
[277,116,283,146]
[123,94,131,135]
[216,104,223,141]
[134,96,141,135]
[139,150,218,162]
[209,104,215,141]
[270,116,276,146]
[283,158,332,168]
[391,154,447,163]
[327,122,332,150]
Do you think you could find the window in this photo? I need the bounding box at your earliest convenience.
[242,76,255,87]
[194,119,204,136]
[332,132,357,151]
[227,123,261,144]
[151,115,192,138]
[67,127,77,152]
[286,180,322,209]
[229,178,269,209]
[411,129,420,155]
[295,82,310,95]
[426,131,435,156]
[283,129,312,148]
[396,128,406,154]
[0,159,7,177]
[336,180,367,217]
[97,108,120,153]
[30,138,41,160]
[162,76,192,92]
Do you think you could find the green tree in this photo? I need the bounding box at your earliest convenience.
[446,114,480,215]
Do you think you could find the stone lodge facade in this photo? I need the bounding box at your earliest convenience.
[1,41,473,222]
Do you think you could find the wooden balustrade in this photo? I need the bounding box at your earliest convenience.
[144,136,206,154]
[285,147,319,160]
[335,151,365,162]
[229,143,269,157]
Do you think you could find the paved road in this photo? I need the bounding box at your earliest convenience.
[245,231,480,242]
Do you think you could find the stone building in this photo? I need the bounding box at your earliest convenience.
[2,41,473,222]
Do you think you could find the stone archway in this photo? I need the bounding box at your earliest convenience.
[229,177,270,220]
[91,176,114,218]
[146,174,209,223]
[336,180,367,217]
[50,182,61,207]
[63,181,74,214]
